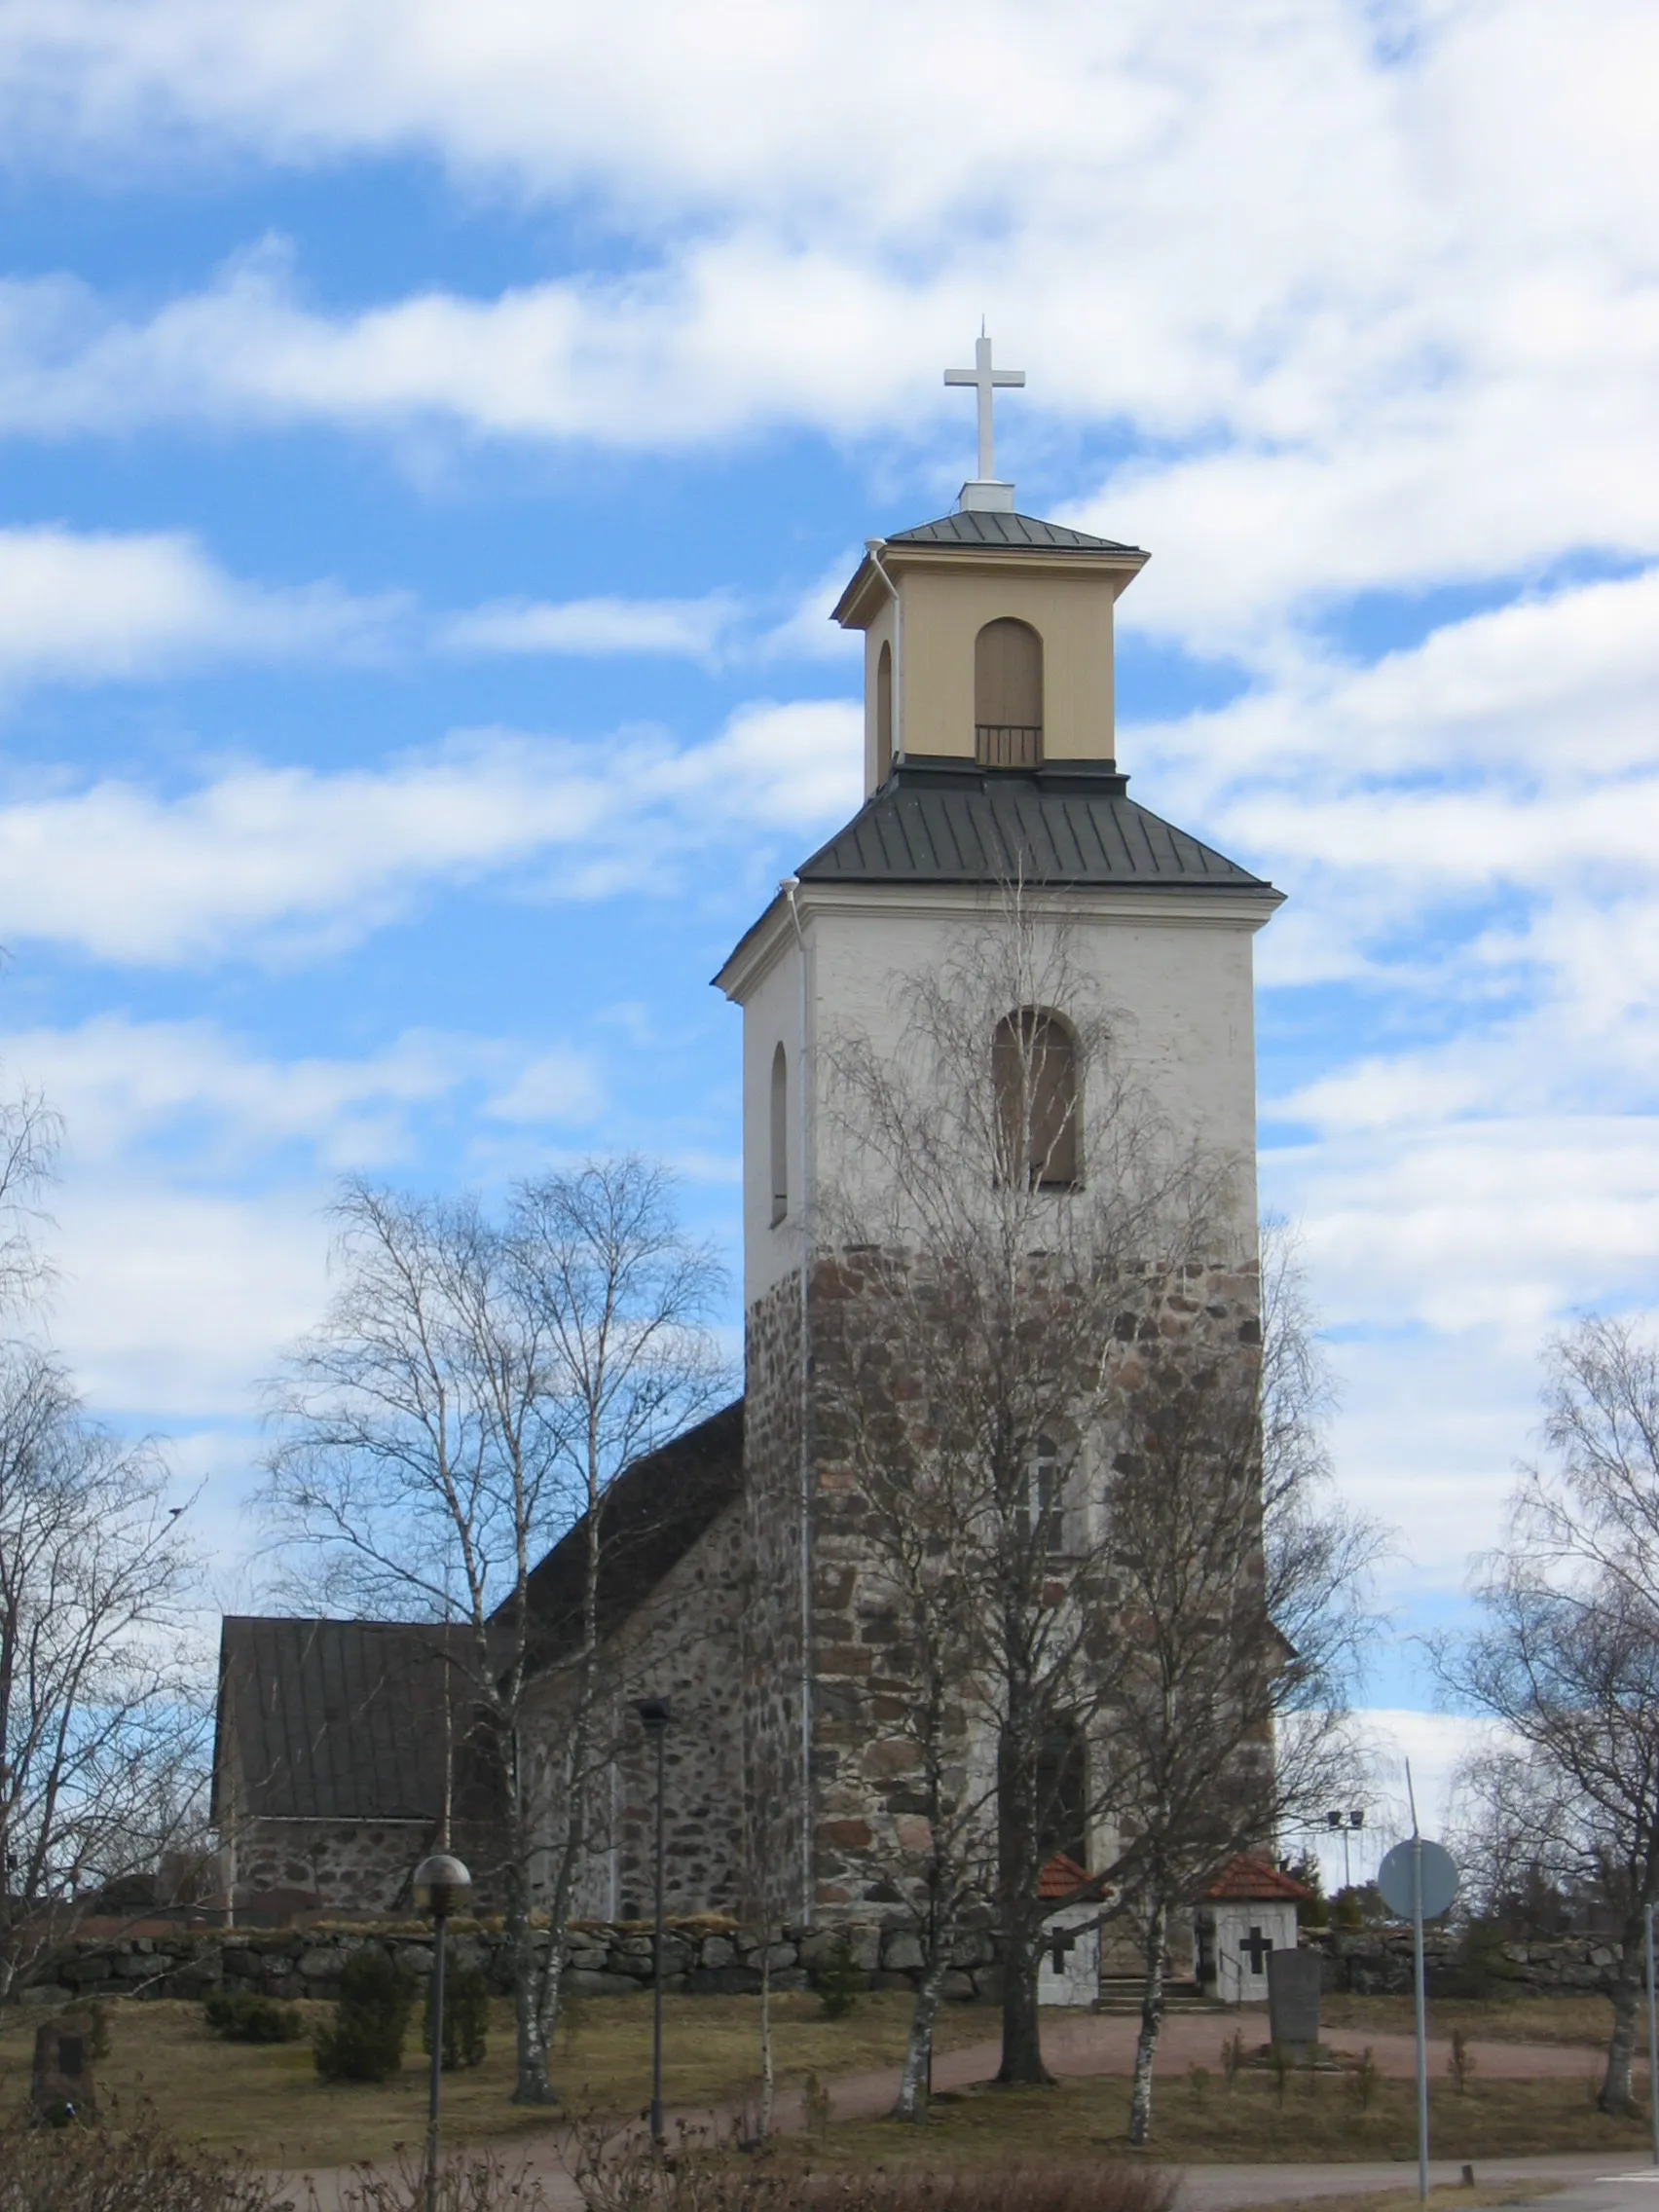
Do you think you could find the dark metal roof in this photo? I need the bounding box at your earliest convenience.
[215,1617,471,1823]
[885,510,1145,556]
[796,758,1276,893]
[214,1403,746,1825]
[519,1400,744,1675]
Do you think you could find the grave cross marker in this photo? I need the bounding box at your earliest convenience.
[1240,1924,1273,1974]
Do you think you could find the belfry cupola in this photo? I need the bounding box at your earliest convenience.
[831,330,1150,797]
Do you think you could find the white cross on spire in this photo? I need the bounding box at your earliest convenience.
[944,323,1025,486]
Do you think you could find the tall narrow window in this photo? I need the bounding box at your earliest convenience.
[1036,1720,1088,1867]
[1016,1434,1065,1555]
[769,1042,789,1226]
[975,617,1043,767]
[993,1009,1080,1188]
[875,639,894,785]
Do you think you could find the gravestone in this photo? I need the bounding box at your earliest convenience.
[1266,1946,1321,2053]
[31,2010,98,2124]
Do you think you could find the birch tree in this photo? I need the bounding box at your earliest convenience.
[1445,1313,1659,2114]
[262,1159,725,2105]
[818,892,1228,2091]
[0,1069,203,1997]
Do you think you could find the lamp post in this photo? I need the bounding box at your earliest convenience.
[413,1850,472,2212]
[636,1699,672,2147]
[1324,1807,1366,1892]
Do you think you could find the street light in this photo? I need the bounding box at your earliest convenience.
[413,1850,472,2212]
[636,1699,672,2147]
[1324,1807,1366,1891]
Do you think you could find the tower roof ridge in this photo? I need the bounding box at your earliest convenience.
[884,509,1146,555]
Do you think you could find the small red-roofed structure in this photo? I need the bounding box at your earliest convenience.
[1194,1856,1310,2004]
[1039,1851,1091,1900]
[1198,1854,1312,1905]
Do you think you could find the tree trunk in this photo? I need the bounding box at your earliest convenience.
[896,1943,954,2120]
[1126,1894,1169,2146]
[757,1938,775,2140]
[997,1889,1051,2086]
[508,1901,559,2106]
[1603,1948,1642,2115]
[997,1705,1051,2086]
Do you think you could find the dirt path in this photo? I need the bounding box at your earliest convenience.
[288,2007,1609,2208]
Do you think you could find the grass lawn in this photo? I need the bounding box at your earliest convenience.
[781,2074,1653,2171]
[0,1989,991,2171]
[1321,1993,1640,2050]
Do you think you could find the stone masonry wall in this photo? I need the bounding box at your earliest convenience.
[741,1275,810,1923]
[518,1501,748,1925]
[10,1916,1005,2008]
[1302,1925,1632,1998]
[804,1249,1266,1916]
[231,1820,436,1919]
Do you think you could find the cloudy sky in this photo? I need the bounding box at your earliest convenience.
[1,0,1655,1825]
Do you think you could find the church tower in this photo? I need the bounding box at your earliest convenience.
[715,338,1283,1920]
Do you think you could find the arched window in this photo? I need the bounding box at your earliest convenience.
[975,617,1043,768]
[1036,1719,1088,1867]
[993,1009,1080,1189]
[875,639,894,785]
[769,1043,789,1226]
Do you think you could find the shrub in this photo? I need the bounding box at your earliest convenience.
[571,2121,1179,2212]
[423,1961,489,2071]
[336,2146,551,2210]
[0,2095,286,2212]
[1346,2046,1380,2111]
[812,1932,864,2020]
[314,1947,415,2084]
[204,1990,306,2044]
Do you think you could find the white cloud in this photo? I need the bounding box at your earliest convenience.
[0,7,1652,639]
[49,1178,332,1418]
[440,592,740,662]
[440,572,859,669]
[483,1049,604,1125]
[0,524,400,686]
[0,701,862,964]
[5,1014,606,1168]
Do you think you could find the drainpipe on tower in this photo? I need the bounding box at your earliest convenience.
[865,539,902,763]
[781,874,813,1924]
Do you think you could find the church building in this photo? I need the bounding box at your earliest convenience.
[212,339,1282,1933]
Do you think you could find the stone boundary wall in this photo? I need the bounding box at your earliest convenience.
[9,1918,1005,2009]
[1301,1926,1625,1997]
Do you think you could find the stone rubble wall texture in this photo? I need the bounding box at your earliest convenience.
[12,1919,1631,2009]
[229,1821,440,1919]
[740,1274,811,1923]
[803,1250,1265,1916]
[518,1501,748,1926]
[1302,1925,1634,1997]
[11,1917,1005,2007]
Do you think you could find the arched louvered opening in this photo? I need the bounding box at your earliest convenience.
[975,617,1043,767]
[992,1008,1080,1189]
[875,640,894,784]
[769,1043,789,1226]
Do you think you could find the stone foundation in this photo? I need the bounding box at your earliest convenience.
[9,1916,1004,2007]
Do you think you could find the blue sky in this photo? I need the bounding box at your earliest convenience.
[1,0,1656,1842]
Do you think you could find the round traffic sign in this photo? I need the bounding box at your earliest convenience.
[1377,1837,1459,1921]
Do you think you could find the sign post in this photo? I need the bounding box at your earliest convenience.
[1378,1789,1458,2206]
[1645,1900,1658,2169]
